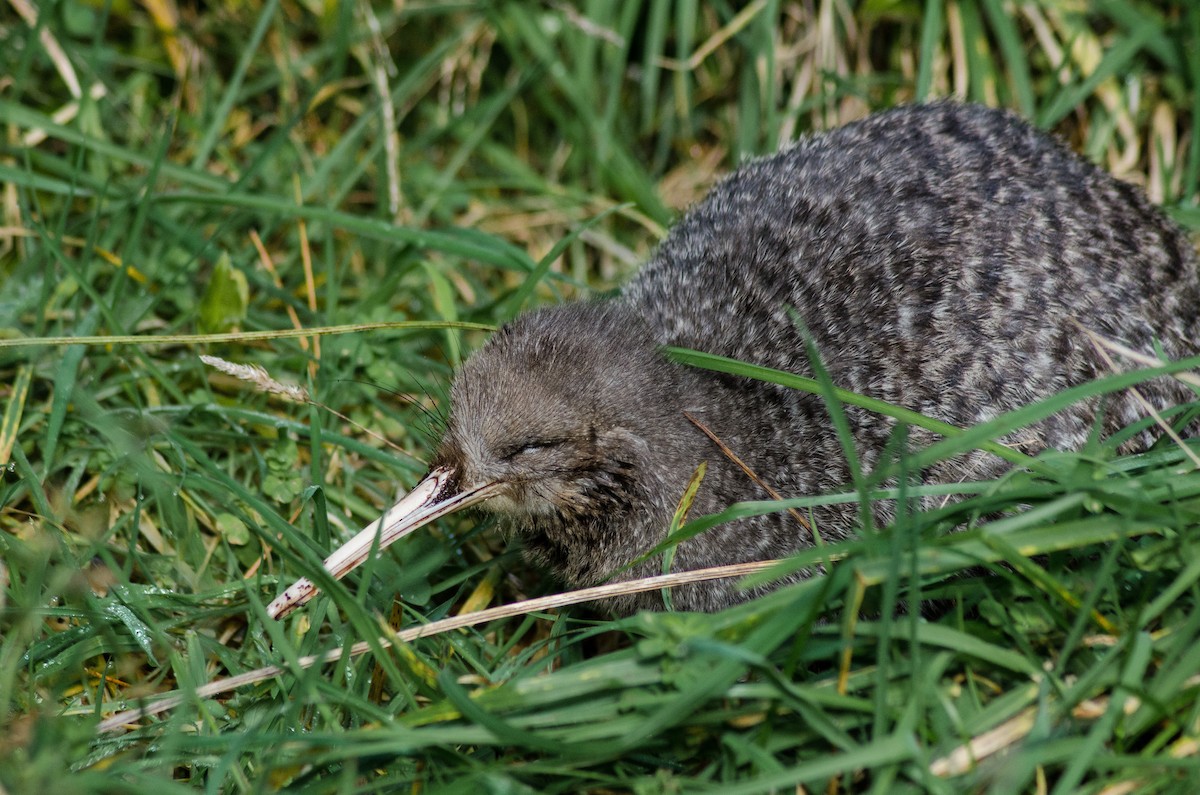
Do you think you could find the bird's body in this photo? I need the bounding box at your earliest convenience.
[268,102,1199,621]
[434,103,1199,613]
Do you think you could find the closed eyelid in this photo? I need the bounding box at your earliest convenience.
[499,438,566,460]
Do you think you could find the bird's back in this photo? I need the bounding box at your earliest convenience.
[622,102,1199,464]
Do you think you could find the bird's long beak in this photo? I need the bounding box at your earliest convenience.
[266,466,500,619]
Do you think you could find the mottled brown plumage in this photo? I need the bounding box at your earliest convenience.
[432,102,1198,613]
[271,102,1198,620]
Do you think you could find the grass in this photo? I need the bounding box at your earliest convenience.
[2,1,1200,792]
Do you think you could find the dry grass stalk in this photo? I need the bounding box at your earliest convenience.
[932,674,1200,777]
[8,0,81,97]
[684,410,812,532]
[95,559,781,734]
[198,354,421,462]
[0,321,492,350]
[199,355,310,403]
[1077,325,1200,469]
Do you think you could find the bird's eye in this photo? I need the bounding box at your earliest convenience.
[502,439,562,460]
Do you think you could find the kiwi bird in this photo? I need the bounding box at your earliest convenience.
[268,102,1199,619]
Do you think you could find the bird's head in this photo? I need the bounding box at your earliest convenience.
[268,302,701,618]
[434,302,687,526]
